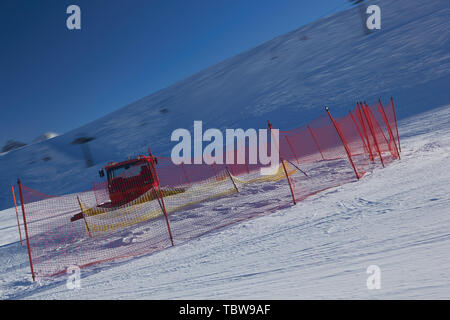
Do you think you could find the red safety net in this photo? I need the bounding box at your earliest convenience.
[356,101,400,166]
[17,98,401,279]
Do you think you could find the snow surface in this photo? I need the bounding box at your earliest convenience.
[1,105,449,299]
[0,0,449,299]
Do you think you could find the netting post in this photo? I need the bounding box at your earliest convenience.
[77,196,92,238]
[326,107,360,180]
[268,121,296,204]
[378,99,400,160]
[356,103,374,162]
[349,111,370,157]
[361,102,385,168]
[225,166,239,193]
[17,179,35,281]
[366,102,389,147]
[281,158,296,205]
[148,149,174,247]
[11,185,23,246]
[284,135,300,166]
[307,125,325,160]
[391,97,401,153]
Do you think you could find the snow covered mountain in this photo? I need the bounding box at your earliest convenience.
[0,0,450,300]
[32,133,59,144]
[0,0,449,210]
[1,104,449,299]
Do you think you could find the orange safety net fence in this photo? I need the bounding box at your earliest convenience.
[16,98,401,279]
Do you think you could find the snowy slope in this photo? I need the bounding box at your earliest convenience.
[0,105,449,299]
[1,0,450,209]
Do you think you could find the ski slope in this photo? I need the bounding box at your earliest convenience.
[0,0,449,299]
[0,105,449,299]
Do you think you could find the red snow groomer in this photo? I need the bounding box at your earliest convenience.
[70,153,185,222]
[101,155,157,204]
[70,154,160,222]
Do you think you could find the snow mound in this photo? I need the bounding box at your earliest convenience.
[32,133,59,144]
[1,140,27,153]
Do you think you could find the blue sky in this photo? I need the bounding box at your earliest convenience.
[0,0,351,147]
